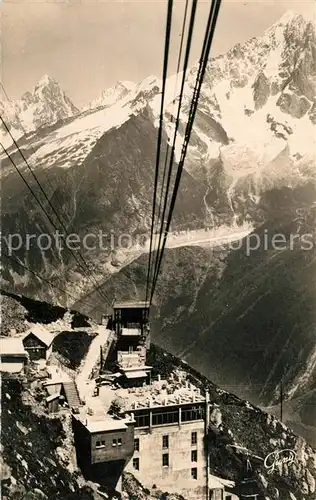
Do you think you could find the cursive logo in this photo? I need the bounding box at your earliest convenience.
[264,449,297,474]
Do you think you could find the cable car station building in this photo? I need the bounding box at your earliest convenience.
[113,301,152,386]
[72,301,238,500]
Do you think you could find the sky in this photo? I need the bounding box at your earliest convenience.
[1,0,315,107]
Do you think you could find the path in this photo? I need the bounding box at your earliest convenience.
[76,326,111,400]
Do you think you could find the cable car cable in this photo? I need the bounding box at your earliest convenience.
[150,0,222,301]
[0,137,112,306]
[153,0,190,267]
[150,0,198,292]
[1,252,111,316]
[0,81,69,220]
[145,0,174,305]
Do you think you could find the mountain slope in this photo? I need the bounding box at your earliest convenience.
[148,344,316,500]
[0,289,93,335]
[1,107,206,303]
[265,389,316,447]
[176,11,316,161]
[1,373,98,499]
[76,201,316,445]
[162,11,316,229]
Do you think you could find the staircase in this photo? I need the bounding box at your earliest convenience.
[63,381,81,409]
[59,413,77,472]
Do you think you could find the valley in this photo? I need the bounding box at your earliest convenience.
[75,205,316,446]
[1,7,315,461]
[2,10,316,304]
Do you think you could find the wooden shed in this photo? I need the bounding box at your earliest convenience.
[22,325,54,361]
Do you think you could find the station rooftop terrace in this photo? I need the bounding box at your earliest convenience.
[75,369,207,429]
[114,376,206,411]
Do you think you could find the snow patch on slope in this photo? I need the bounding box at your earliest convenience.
[25,89,152,170]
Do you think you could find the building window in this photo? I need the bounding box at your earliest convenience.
[152,410,179,426]
[112,439,117,447]
[191,450,197,462]
[133,458,139,471]
[134,413,150,428]
[191,431,197,445]
[162,435,169,449]
[225,496,232,500]
[96,440,105,448]
[182,405,205,422]
[118,438,122,446]
[191,467,197,480]
[134,438,140,451]
[162,453,169,467]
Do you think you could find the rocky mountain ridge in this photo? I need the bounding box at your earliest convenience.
[166,11,316,229]
[1,106,206,304]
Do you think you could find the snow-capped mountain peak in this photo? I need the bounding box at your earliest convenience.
[265,9,312,43]
[21,76,78,126]
[155,9,316,184]
[86,80,136,110]
[274,10,303,25]
[1,10,314,183]
[0,75,79,146]
[117,80,136,92]
[135,75,160,92]
[273,9,315,27]
[34,74,56,89]
[130,75,161,111]
[86,76,161,112]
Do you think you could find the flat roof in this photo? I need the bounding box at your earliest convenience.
[121,365,152,372]
[124,370,147,379]
[86,419,128,433]
[0,337,27,356]
[74,412,135,433]
[121,328,141,336]
[113,301,149,309]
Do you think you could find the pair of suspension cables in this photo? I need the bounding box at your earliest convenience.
[146,0,222,306]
